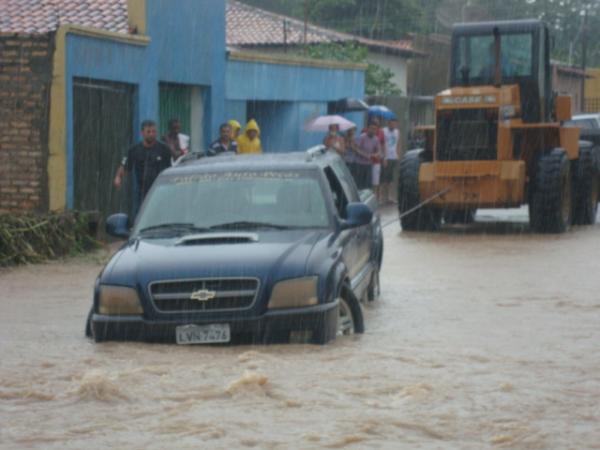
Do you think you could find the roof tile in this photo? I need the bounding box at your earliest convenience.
[0,0,129,34]
[226,0,422,57]
[226,0,350,46]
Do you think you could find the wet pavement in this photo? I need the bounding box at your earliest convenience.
[1,206,600,449]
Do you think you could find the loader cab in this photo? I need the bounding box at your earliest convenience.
[450,20,552,122]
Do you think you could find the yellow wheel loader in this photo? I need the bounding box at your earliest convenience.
[399,20,599,233]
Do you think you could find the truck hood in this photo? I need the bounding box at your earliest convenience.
[101,230,326,286]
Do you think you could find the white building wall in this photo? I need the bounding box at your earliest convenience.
[367,52,408,95]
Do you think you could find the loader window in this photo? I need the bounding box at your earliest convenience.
[453,32,534,85]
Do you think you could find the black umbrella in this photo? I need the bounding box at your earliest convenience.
[327,98,369,114]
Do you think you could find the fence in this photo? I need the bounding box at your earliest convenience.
[584,97,600,113]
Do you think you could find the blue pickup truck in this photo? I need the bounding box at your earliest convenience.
[87,147,383,344]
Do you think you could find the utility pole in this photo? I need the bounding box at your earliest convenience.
[580,8,588,112]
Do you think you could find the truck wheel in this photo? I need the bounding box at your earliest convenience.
[529,148,572,233]
[572,145,599,225]
[338,286,364,335]
[443,209,476,224]
[398,150,441,231]
[85,307,93,338]
[367,268,380,302]
[366,241,382,303]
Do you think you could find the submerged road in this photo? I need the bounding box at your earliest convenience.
[1,206,599,449]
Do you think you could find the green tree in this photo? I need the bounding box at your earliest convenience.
[243,0,437,38]
[470,0,600,66]
[306,0,425,38]
[366,65,403,96]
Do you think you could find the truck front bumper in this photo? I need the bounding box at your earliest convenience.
[91,300,338,344]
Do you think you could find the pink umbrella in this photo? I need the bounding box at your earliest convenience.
[305,115,356,132]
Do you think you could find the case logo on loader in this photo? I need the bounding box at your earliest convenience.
[441,95,496,105]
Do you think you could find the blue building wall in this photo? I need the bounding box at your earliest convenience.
[60,0,365,207]
[225,100,247,126]
[225,59,365,152]
[64,0,225,208]
[226,60,365,101]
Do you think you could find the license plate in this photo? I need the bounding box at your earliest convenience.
[176,324,231,345]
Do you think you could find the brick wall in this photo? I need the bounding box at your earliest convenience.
[0,33,54,213]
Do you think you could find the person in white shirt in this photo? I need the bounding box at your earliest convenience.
[381,119,402,204]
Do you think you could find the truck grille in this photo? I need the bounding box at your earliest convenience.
[436,109,498,161]
[149,278,259,313]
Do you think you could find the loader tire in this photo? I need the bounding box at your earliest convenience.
[398,150,441,231]
[529,148,572,233]
[572,145,599,225]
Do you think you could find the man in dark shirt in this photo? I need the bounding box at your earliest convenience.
[113,120,172,208]
[208,123,237,156]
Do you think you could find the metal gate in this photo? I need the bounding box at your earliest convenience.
[73,78,134,218]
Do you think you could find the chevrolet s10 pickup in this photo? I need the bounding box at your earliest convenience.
[86,147,383,344]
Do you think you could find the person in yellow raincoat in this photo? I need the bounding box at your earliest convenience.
[228,119,241,153]
[228,120,241,140]
[236,119,262,154]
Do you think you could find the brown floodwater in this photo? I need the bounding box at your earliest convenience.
[1,207,600,449]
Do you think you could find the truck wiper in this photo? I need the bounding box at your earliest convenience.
[138,223,211,236]
[209,221,291,230]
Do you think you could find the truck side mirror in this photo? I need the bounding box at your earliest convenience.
[340,203,373,230]
[106,213,130,238]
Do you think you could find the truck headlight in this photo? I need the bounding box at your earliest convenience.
[98,285,143,315]
[267,277,318,309]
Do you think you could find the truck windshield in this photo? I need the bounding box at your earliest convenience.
[453,32,534,85]
[133,170,330,234]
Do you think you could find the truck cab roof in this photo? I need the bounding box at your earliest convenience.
[165,147,342,176]
[453,19,545,36]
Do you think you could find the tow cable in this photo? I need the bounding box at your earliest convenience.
[381,187,453,229]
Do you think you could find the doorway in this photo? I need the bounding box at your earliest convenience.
[159,82,206,152]
[72,78,135,218]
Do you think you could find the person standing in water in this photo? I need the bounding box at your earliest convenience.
[161,118,186,161]
[323,123,346,156]
[237,119,263,154]
[381,118,401,204]
[228,119,241,153]
[114,120,172,212]
[208,123,237,156]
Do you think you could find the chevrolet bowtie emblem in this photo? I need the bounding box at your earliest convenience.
[190,289,217,302]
